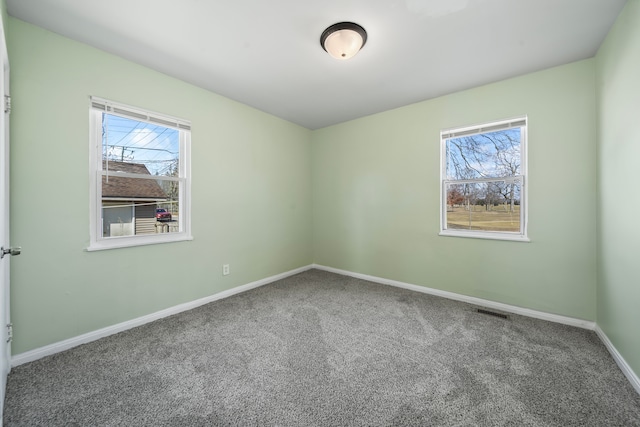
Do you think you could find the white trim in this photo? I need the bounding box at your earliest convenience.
[312,264,595,330]
[88,97,192,251]
[101,171,182,181]
[86,233,194,251]
[439,230,531,242]
[11,265,313,366]
[0,9,10,422]
[595,325,640,395]
[90,96,191,131]
[441,116,527,140]
[11,264,639,396]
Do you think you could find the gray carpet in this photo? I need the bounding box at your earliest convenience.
[4,269,640,426]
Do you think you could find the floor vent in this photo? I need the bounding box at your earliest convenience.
[476,308,509,319]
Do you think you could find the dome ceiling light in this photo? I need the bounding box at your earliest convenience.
[320,22,367,60]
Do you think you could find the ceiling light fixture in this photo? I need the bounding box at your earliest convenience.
[320,22,367,60]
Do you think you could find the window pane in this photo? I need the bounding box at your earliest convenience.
[90,99,192,250]
[102,203,134,237]
[445,128,521,180]
[445,181,521,232]
[101,176,181,237]
[102,113,180,177]
[100,113,181,238]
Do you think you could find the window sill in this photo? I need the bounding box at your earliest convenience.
[87,233,193,251]
[439,230,530,242]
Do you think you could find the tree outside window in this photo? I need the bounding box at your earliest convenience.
[440,118,528,241]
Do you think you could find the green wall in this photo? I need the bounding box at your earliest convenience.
[596,0,640,378]
[312,60,598,320]
[7,18,312,354]
[7,5,636,382]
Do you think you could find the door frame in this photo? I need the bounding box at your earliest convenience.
[0,8,11,419]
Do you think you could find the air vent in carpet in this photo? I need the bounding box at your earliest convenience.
[476,308,509,319]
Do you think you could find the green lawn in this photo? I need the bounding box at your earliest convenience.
[446,205,520,232]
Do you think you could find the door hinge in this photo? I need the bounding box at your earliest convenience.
[4,95,11,114]
[1,246,21,259]
[6,323,12,343]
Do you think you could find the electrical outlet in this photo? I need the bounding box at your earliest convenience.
[223,264,230,276]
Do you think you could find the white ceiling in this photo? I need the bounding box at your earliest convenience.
[6,0,627,129]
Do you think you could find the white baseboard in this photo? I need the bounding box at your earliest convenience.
[313,264,640,395]
[11,264,639,397]
[595,325,640,395]
[312,264,596,330]
[11,264,313,367]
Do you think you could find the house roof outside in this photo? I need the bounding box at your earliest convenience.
[102,160,168,200]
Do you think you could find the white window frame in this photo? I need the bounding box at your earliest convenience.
[88,97,192,251]
[439,116,529,242]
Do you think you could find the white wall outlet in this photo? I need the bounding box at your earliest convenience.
[223,264,230,276]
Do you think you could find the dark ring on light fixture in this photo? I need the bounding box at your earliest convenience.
[320,22,368,52]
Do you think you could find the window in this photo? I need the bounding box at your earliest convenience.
[88,97,192,250]
[440,117,528,241]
